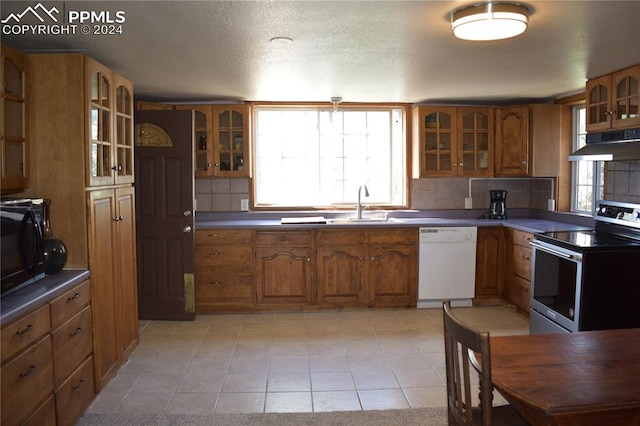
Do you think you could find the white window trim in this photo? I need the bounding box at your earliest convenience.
[571,105,604,214]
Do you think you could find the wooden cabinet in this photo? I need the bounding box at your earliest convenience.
[195,229,254,312]
[1,278,95,426]
[86,58,135,187]
[368,228,417,307]
[317,230,367,306]
[27,54,138,392]
[255,231,313,306]
[505,229,532,313]
[175,105,214,177]
[413,106,493,177]
[316,228,417,308]
[88,187,138,390]
[495,104,562,177]
[1,44,29,194]
[213,105,250,177]
[586,64,640,131]
[474,227,505,304]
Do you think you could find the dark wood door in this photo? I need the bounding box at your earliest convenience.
[134,110,195,320]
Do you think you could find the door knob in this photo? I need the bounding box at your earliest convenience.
[183,226,192,233]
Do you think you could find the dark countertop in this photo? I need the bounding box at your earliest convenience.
[194,210,595,234]
[1,269,90,327]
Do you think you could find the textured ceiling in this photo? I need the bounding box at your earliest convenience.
[2,0,640,104]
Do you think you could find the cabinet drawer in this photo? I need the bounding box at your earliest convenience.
[510,274,531,312]
[50,280,91,329]
[196,245,252,268]
[511,230,533,247]
[512,244,532,279]
[196,274,253,302]
[22,396,55,426]
[368,228,417,245]
[256,230,312,246]
[196,229,252,245]
[55,356,95,426]
[1,304,51,364]
[1,335,54,426]
[51,306,93,387]
[317,230,367,245]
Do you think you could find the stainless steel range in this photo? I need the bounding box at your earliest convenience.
[530,200,640,334]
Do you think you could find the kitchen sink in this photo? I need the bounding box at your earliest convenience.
[326,217,404,224]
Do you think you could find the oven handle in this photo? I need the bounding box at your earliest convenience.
[530,241,582,262]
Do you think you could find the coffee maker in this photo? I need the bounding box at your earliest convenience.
[489,190,507,219]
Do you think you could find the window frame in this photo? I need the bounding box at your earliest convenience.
[250,102,411,210]
[571,104,604,214]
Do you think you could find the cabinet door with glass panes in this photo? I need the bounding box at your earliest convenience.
[212,105,250,177]
[175,105,214,178]
[414,106,458,177]
[1,45,29,194]
[114,75,134,185]
[457,107,493,177]
[586,64,640,132]
[86,57,116,187]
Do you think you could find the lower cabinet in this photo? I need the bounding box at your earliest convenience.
[505,229,533,313]
[474,227,506,304]
[88,187,138,391]
[255,231,314,306]
[0,279,95,426]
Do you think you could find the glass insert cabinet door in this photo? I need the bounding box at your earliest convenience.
[213,105,250,177]
[458,108,493,177]
[87,58,115,186]
[114,75,135,185]
[1,45,29,194]
[418,106,457,176]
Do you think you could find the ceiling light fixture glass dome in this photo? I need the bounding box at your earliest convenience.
[451,2,529,41]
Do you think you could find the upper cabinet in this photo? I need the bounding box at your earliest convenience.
[175,104,251,178]
[213,105,250,177]
[413,106,493,177]
[495,104,562,177]
[586,64,640,132]
[86,58,134,187]
[1,44,29,194]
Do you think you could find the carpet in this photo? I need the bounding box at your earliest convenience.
[76,407,448,425]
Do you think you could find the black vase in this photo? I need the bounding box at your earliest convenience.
[42,199,68,275]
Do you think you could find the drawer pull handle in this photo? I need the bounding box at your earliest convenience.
[209,233,219,238]
[72,379,85,390]
[19,365,36,378]
[70,327,83,337]
[68,292,81,301]
[208,252,221,256]
[209,281,221,285]
[16,325,33,335]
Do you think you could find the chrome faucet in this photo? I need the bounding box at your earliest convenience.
[356,184,369,219]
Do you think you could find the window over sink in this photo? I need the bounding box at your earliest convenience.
[252,104,407,209]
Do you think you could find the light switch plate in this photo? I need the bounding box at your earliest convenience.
[464,197,473,209]
[240,199,249,211]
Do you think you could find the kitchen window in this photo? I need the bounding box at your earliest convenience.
[571,105,604,213]
[252,105,407,208]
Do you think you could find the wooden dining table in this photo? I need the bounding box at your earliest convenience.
[490,328,640,425]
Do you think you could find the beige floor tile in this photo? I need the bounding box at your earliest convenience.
[348,354,391,372]
[165,392,217,414]
[358,389,410,410]
[310,372,356,391]
[214,392,265,414]
[353,371,400,390]
[403,386,448,408]
[102,373,140,394]
[118,391,173,413]
[269,356,310,373]
[178,370,225,393]
[222,372,268,392]
[309,355,350,373]
[265,392,312,413]
[267,372,311,392]
[394,368,444,388]
[307,342,347,357]
[131,374,183,394]
[227,354,270,374]
[270,342,308,357]
[312,390,362,412]
[87,392,126,413]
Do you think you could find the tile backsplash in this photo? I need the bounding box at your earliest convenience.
[195,177,554,212]
[605,160,640,204]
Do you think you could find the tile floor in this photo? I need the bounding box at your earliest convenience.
[85,305,529,415]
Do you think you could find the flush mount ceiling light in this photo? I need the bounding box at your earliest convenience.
[451,2,529,41]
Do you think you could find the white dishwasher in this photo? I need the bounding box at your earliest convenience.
[418,227,477,308]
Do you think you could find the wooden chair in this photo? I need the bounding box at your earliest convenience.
[442,299,528,425]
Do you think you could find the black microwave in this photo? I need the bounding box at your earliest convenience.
[1,198,46,296]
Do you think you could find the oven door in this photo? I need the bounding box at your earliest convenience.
[530,240,583,333]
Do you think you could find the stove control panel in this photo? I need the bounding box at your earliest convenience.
[596,200,640,227]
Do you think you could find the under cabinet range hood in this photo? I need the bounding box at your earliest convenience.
[569,128,640,161]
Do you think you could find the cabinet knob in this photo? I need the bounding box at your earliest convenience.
[209,281,221,285]
[113,216,123,222]
[208,251,221,256]
[183,226,192,233]
[183,210,192,216]
[68,292,81,301]
[111,165,123,171]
